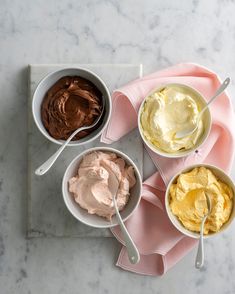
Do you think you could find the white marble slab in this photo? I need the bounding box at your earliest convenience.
[27,64,143,238]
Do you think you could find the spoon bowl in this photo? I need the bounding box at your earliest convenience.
[107,165,140,264]
[175,78,230,139]
[195,193,212,269]
[35,102,105,176]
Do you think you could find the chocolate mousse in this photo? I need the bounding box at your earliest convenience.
[41,76,103,140]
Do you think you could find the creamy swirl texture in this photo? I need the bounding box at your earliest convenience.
[140,85,204,153]
[41,76,103,140]
[68,151,136,220]
[169,167,233,234]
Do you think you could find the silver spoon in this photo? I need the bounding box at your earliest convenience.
[35,103,105,176]
[107,166,140,264]
[175,77,230,139]
[195,192,212,269]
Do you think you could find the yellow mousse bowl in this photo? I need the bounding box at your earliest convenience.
[165,164,235,239]
[138,84,212,158]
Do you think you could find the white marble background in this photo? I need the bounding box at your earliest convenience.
[0,0,235,293]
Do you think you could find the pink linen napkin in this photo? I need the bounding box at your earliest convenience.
[101,63,235,275]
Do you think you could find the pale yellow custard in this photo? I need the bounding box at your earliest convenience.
[140,85,204,153]
[169,167,233,234]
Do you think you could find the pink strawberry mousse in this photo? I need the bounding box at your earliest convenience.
[68,151,136,219]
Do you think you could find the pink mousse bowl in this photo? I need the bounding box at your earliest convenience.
[62,147,142,229]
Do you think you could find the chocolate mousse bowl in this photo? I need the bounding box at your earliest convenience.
[32,67,112,146]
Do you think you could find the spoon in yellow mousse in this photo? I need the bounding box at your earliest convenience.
[195,192,212,269]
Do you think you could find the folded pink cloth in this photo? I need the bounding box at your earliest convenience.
[101,63,235,275]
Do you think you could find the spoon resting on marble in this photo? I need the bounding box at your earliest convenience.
[35,102,105,176]
[195,192,212,269]
[175,77,230,139]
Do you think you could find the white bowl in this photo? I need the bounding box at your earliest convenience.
[62,147,142,228]
[165,164,235,239]
[138,83,212,158]
[32,67,112,146]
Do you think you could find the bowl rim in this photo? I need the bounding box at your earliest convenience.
[137,83,212,158]
[62,146,143,228]
[32,67,112,146]
[165,163,235,239]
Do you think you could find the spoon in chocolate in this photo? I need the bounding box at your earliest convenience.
[195,192,212,269]
[175,78,230,139]
[35,102,105,176]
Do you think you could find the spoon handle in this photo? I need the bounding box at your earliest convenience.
[113,196,140,264]
[200,77,230,118]
[35,126,88,176]
[195,216,207,269]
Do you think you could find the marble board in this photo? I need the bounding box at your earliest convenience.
[27,64,143,238]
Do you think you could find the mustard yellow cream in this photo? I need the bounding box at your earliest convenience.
[169,167,233,234]
[140,85,204,153]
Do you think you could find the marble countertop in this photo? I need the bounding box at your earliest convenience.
[1,0,235,293]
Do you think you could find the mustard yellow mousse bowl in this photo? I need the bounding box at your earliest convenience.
[165,164,235,239]
[138,84,212,158]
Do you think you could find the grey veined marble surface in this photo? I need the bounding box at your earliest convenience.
[1,0,235,293]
